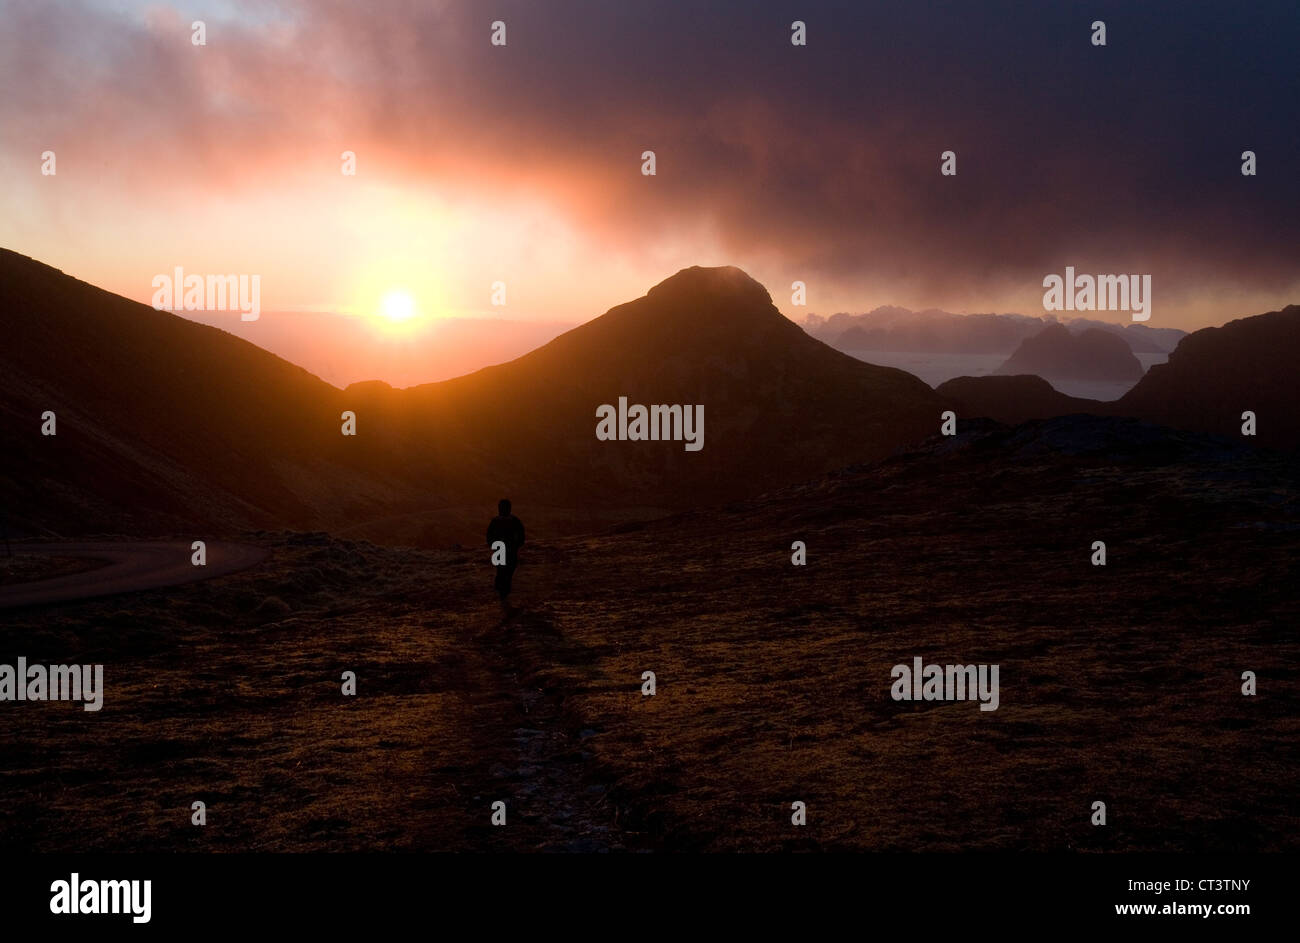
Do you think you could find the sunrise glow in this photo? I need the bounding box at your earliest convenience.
[380,290,416,323]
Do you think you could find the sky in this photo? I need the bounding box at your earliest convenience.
[2,0,1298,374]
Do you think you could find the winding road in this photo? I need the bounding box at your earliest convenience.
[0,541,269,610]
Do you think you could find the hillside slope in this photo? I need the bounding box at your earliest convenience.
[0,253,950,540]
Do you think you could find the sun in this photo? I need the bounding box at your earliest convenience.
[379,290,416,322]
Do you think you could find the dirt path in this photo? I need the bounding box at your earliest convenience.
[0,541,269,609]
[461,604,630,851]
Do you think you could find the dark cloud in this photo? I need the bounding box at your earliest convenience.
[3,0,1297,322]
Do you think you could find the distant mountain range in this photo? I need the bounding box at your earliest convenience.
[804,306,1186,355]
[941,305,1300,451]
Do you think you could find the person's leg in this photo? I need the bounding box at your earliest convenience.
[498,562,517,614]
[494,566,509,607]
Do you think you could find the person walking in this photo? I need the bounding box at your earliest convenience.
[486,498,525,614]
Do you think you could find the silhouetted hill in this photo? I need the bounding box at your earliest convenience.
[996,324,1144,382]
[1112,305,1300,450]
[0,253,949,541]
[0,250,408,537]
[383,266,951,523]
[936,375,1103,424]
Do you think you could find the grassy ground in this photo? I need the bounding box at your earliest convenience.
[2,424,1297,852]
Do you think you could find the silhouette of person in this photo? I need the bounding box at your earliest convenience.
[486,498,525,613]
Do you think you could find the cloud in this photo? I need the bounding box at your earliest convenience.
[2,0,1298,327]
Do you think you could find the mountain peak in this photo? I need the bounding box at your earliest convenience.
[645,265,772,307]
[547,264,790,353]
[996,321,1143,382]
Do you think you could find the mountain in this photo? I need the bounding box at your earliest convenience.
[805,307,1185,356]
[995,324,1144,383]
[1126,323,1189,353]
[937,307,1300,449]
[0,252,949,542]
[936,375,1103,425]
[354,266,951,534]
[1065,318,1185,353]
[1112,305,1300,451]
[809,307,1045,353]
[0,250,414,538]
